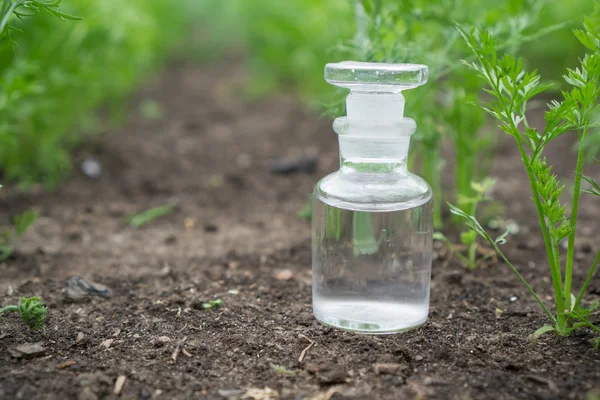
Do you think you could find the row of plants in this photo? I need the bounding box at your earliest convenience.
[219,0,593,228]
[215,0,600,346]
[0,0,202,188]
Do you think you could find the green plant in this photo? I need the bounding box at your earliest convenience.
[202,299,222,310]
[0,208,37,261]
[435,178,496,269]
[0,296,47,330]
[452,6,600,345]
[128,204,175,229]
[0,0,80,47]
[0,0,201,188]
[334,0,568,228]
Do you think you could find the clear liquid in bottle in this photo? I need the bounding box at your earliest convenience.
[312,194,433,333]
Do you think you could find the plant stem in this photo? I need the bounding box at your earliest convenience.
[515,137,565,329]
[0,305,19,313]
[564,127,588,310]
[0,0,23,36]
[574,250,600,311]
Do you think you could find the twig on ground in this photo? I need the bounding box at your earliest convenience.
[170,336,188,363]
[298,334,314,362]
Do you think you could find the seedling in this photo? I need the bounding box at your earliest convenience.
[435,178,497,269]
[139,99,163,120]
[202,299,222,310]
[270,364,295,376]
[128,205,175,229]
[0,208,38,261]
[0,296,47,330]
[453,6,600,346]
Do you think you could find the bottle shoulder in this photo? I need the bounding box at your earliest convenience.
[315,170,432,212]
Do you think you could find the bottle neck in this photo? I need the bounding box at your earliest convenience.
[339,136,409,173]
[333,115,415,174]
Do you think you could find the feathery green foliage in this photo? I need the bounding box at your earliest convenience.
[435,178,496,269]
[452,4,600,345]
[0,296,47,330]
[0,0,198,188]
[0,208,37,261]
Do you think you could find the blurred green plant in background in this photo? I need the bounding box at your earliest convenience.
[0,0,202,188]
[212,0,593,229]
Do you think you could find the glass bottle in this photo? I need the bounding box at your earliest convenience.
[312,61,433,334]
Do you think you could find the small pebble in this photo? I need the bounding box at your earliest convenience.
[63,276,112,302]
[269,155,318,175]
[8,343,46,358]
[274,269,294,281]
[510,296,518,303]
[218,388,245,398]
[81,158,101,178]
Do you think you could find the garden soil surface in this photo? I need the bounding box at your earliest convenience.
[1,60,600,400]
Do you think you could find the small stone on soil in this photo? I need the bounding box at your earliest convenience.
[76,332,85,343]
[8,342,46,358]
[81,158,102,178]
[374,363,408,375]
[509,296,518,303]
[274,269,294,281]
[100,339,114,349]
[269,155,318,175]
[217,388,245,398]
[63,276,113,302]
[316,365,347,384]
[78,387,99,400]
[113,375,126,395]
[204,224,219,233]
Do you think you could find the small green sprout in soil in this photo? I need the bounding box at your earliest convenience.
[202,299,222,310]
[453,5,600,346]
[139,99,163,120]
[0,209,38,261]
[297,201,312,221]
[0,296,47,330]
[128,205,175,228]
[270,364,296,376]
[435,178,497,269]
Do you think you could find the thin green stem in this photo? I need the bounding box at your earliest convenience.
[0,0,23,36]
[467,243,478,270]
[0,305,19,313]
[492,243,557,325]
[574,250,600,311]
[564,127,588,310]
[515,137,565,328]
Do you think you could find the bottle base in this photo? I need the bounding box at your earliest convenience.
[313,299,428,334]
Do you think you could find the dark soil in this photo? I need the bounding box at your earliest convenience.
[1,60,600,400]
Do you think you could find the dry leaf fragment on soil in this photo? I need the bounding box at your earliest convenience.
[113,375,126,395]
[100,339,114,349]
[374,363,408,375]
[56,360,76,369]
[307,389,339,400]
[8,342,46,358]
[242,387,279,400]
